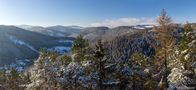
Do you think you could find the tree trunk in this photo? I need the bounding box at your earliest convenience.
[164,40,168,88]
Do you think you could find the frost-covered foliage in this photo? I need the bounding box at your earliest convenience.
[60,54,97,89]
[168,67,196,87]
[26,52,59,89]
[23,36,156,90]
[0,67,29,90]
[168,48,184,70]
[167,23,196,89]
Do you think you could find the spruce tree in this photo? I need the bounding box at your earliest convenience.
[179,22,196,70]
[71,35,89,63]
[93,39,106,90]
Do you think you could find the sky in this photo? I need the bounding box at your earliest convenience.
[0,0,196,27]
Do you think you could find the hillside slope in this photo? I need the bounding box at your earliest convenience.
[0,25,73,65]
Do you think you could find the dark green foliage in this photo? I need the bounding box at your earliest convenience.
[179,22,196,71]
[93,39,107,90]
[58,54,72,65]
[180,22,192,51]
[71,35,89,53]
[94,39,105,60]
[71,35,89,62]
[132,52,148,69]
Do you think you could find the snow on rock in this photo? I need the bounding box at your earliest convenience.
[9,35,38,53]
[184,53,190,61]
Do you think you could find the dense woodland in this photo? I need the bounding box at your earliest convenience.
[0,10,196,90]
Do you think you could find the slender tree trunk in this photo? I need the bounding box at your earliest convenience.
[164,40,168,88]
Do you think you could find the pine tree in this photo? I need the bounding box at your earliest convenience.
[26,50,61,90]
[132,52,155,90]
[93,39,106,90]
[131,52,144,89]
[71,35,89,63]
[179,22,196,70]
[6,68,21,90]
[179,22,192,51]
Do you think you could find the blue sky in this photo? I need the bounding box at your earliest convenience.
[0,0,196,27]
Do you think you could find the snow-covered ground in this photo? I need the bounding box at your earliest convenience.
[68,33,79,38]
[48,46,71,54]
[0,59,31,72]
[58,40,73,43]
[48,31,65,37]
[9,35,38,53]
[133,25,154,30]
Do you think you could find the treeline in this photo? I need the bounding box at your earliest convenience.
[0,10,196,90]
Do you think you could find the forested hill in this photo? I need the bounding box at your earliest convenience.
[0,11,195,90]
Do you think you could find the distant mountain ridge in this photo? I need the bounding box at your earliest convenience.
[17,25,84,38]
[0,25,73,66]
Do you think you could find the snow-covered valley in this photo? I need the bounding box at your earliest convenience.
[0,25,74,69]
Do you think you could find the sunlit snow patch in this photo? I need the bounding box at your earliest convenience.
[48,46,71,54]
[58,40,73,43]
[9,35,38,53]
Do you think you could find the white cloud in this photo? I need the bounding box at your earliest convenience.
[90,17,157,28]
